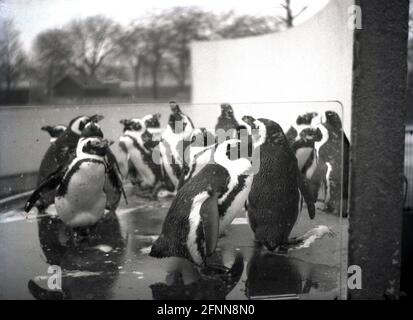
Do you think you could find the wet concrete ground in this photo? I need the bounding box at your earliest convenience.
[0,184,347,300]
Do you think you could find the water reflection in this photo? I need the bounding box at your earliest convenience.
[245,249,338,300]
[150,253,244,300]
[28,211,126,300]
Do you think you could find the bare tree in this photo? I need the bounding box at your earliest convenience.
[0,19,27,92]
[161,7,216,91]
[65,15,121,78]
[278,0,308,28]
[216,11,280,39]
[137,13,172,99]
[33,29,71,97]
[116,25,148,96]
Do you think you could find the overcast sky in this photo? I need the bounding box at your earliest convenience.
[0,0,329,51]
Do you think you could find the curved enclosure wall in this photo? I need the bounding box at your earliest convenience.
[191,0,354,138]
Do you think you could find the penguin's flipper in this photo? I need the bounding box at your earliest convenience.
[105,149,128,204]
[297,170,316,220]
[295,147,314,171]
[24,167,66,213]
[200,187,220,257]
[177,164,189,190]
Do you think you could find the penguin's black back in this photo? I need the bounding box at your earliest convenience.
[248,134,299,250]
[36,131,79,208]
[151,164,229,261]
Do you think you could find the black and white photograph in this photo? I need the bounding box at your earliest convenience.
[0,0,411,303]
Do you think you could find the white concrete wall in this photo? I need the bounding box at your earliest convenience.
[191,0,354,138]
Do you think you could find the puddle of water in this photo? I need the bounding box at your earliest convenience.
[0,190,343,300]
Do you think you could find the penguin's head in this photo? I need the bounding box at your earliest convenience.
[220,103,235,119]
[190,128,216,147]
[242,115,267,148]
[169,100,182,114]
[81,121,104,138]
[41,125,67,138]
[299,127,323,142]
[296,112,318,125]
[81,137,113,157]
[69,114,104,136]
[253,118,286,146]
[168,102,193,134]
[143,113,161,129]
[120,118,145,132]
[324,111,342,129]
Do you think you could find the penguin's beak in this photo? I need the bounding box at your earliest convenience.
[89,114,104,123]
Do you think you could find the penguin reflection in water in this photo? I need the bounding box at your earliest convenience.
[150,139,255,266]
[242,116,317,253]
[28,211,126,300]
[150,253,244,300]
[25,136,125,239]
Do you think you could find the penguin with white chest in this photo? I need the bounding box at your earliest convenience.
[242,116,316,252]
[150,139,253,265]
[25,137,119,229]
[119,117,163,198]
[158,101,194,191]
[35,114,104,211]
[41,125,67,143]
[317,111,349,216]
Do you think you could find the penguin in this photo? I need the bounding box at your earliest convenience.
[291,127,323,172]
[178,128,217,188]
[150,139,253,265]
[143,113,162,141]
[291,127,326,202]
[215,103,239,142]
[25,137,120,228]
[179,122,254,190]
[41,125,67,143]
[34,114,104,211]
[241,116,316,252]
[119,119,163,198]
[120,118,144,133]
[317,110,349,216]
[158,101,194,190]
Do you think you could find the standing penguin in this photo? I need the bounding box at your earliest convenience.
[317,111,349,216]
[150,139,253,265]
[119,118,163,198]
[41,125,67,143]
[291,127,326,202]
[158,101,194,190]
[25,137,121,229]
[34,114,104,211]
[242,116,315,252]
[215,103,239,141]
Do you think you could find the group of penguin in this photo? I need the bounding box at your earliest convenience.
[25,101,346,270]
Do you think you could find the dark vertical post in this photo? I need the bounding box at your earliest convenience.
[349,0,409,299]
